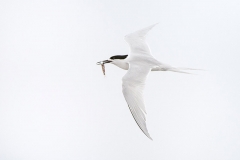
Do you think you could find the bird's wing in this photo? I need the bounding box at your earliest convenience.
[122,63,152,140]
[124,23,158,55]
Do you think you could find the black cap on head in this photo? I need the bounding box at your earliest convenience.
[110,55,128,60]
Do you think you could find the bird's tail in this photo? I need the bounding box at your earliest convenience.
[167,68,193,74]
[167,67,205,74]
[177,67,205,71]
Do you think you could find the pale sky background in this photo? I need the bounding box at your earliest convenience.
[0,0,240,160]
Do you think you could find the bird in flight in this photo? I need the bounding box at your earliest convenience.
[97,24,194,140]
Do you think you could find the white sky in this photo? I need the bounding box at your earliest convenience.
[0,0,240,159]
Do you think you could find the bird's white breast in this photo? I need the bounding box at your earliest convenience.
[112,60,129,70]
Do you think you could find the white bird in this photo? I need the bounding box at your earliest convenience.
[97,24,194,140]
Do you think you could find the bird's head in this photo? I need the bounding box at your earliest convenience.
[96,55,129,75]
[96,55,128,65]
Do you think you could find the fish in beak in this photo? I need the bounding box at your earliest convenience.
[96,60,112,75]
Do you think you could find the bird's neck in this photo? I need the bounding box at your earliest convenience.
[112,60,129,70]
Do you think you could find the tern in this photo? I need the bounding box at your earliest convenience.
[97,24,194,140]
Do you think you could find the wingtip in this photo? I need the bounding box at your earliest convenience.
[146,23,159,30]
[148,136,153,141]
[140,126,153,140]
[153,22,159,26]
[124,23,159,40]
[145,132,153,140]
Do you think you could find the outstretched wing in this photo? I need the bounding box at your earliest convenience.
[122,63,152,140]
[124,23,158,55]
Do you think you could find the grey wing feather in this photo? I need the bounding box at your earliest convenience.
[122,63,152,140]
[124,23,158,55]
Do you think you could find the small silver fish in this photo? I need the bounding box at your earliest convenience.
[96,61,106,75]
[101,63,105,75]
